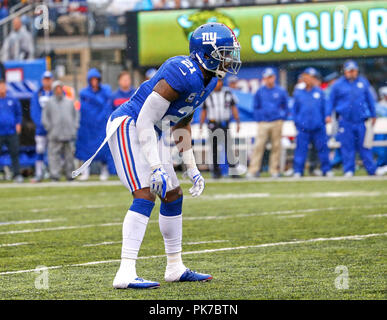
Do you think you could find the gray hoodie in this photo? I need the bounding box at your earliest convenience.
[42,95,79,142]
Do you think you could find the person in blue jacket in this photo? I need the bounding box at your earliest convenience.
[111,70,136,110]
[247,67,288,178]
[30,70,53,182]
[0,79,23,182]
[292,68,333,177]
[75,68,114,181]
[326,60,387,177]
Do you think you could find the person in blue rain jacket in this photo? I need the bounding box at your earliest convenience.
[326,60,385,177]
[75,68,114,180]
[292,68,333,177]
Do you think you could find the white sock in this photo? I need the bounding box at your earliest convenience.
[122,210,149,260]
[159,214,186,280]
[114,210,149,285]
[116,258,137,279]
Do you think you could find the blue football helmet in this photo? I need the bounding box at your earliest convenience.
[189,22,241,79]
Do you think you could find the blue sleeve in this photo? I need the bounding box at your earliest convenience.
[30,92,40,125]
[162,61,192,95]
[321,90,328,119]
[253,89,261,122]
[14,98,22,125]
[326,83,337,116]
[292,92,300,117]
[364,80,376,118]
[253,89,261,110]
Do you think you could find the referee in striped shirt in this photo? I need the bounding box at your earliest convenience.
[200,79,240,178]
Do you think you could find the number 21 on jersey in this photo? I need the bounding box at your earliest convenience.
[181,59,196,74]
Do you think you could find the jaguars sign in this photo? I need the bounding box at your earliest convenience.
[131,1,386,66]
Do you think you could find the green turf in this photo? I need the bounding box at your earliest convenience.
[0,177,386,299]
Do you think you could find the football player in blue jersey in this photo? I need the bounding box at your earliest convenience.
[73,23,241,289]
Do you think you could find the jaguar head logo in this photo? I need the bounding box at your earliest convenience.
[177,10,240,41]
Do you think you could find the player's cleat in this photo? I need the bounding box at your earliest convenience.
[113,277,160,289]
[177,269,213,282]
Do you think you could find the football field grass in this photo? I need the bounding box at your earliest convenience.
[0,176,386,300]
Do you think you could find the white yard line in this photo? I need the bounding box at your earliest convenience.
[0,204,123,215]
[1,232,386,275]
[83,239,230,247]
[83,241,121,247]
[0,222,122,235]
[1,192,385,215]
[191,191,385,201]
[0,219,65,226]
[184,240,230,245]
[365,213,387,218]
[1,204,387,235]
[0,242,30,248]
[277,214,306,219]
[0,175,386,189]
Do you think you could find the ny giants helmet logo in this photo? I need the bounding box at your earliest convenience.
[202,32,217,45]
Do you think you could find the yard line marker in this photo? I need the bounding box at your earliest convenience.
[0,242,30,248]
[0,219,64,226]
[1,232,386,276]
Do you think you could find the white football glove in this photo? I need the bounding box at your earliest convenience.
[150,166,172,198]
[185,167,205,197]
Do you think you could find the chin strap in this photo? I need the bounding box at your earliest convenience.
[215,69,226,79]
[195,53,225,79]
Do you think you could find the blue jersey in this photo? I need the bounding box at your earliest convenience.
[0,95,22,136]
[253,85,288,122]
[293,86,327,131]
[111,56,218,134]
[327,75,376,123]
[111,88,136,109]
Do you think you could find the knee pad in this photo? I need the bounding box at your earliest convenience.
[129,198,155,218]
[160,196,183,217]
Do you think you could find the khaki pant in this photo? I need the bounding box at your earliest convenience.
[57,14,87,35]
[248,120,283,175]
